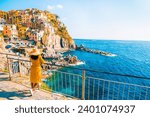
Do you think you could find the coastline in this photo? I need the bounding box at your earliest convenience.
[74,38,150,42]
[1,40,150,100]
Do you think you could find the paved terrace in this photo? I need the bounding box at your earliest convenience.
[0,72,75,100]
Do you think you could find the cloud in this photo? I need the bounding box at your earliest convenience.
[47,5,55,10]
[47,4,64,11]
[56,4,64,9]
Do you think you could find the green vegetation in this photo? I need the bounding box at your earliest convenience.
[40,82,52,92]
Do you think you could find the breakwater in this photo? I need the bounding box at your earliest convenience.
[76,45,116,57]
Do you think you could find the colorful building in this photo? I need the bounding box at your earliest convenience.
[29,30,37,41]
[0,25,3,33]
[0,18,6,25]
[3,25,11,37]
[2,24,18,39]
[0,18,6,34]
[26,29,44,42]
[21,14,31,23]
[0,10,8,20]
[18,26,28,39]
[10,25,18,39]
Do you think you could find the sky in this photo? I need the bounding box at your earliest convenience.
[0,0,150,40]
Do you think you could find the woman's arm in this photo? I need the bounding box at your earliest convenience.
[39,55,45,64]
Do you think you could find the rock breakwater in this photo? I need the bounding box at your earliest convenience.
[76,45,117,57]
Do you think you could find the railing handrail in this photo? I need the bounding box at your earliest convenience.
[0,52,19,56]
[87,76,150,88]
[2,53,150,81]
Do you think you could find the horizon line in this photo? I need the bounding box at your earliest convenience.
[73,38,150,41]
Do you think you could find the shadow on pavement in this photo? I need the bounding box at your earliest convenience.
[0,77,9,81]
[0,90,31,99]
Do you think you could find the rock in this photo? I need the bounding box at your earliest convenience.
[9,96,21,100]
[76,45,116,57]
[66,55,79,64]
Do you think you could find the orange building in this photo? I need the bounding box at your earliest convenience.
[3,25,11,37]
[2,24,18,39]
[25,22,32,27]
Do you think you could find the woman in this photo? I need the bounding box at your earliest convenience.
[29,48,45,95]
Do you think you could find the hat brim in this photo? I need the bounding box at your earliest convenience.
[29,52,41,55]
[29,49,42,55]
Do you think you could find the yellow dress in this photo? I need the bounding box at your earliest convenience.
[30,55,45,83]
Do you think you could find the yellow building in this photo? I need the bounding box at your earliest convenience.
[0,10,8,20]
[8,11,21,24]
[0,32,3,38]
[13,11,19,24]
[9,11,30,25]
[0,11,3,18]
[46,13,55,22]
[18,26,28,39]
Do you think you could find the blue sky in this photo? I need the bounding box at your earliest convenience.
[0,0,150,40]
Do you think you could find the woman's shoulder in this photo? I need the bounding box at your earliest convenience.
[39,55,45,63]
[38,55,42,59]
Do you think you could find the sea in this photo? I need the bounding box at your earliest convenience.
[44,39,150,100]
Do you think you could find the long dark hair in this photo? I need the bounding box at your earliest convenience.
[30,55,39,60]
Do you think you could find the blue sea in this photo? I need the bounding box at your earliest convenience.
[44,39,150,100]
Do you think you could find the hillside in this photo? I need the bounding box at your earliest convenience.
[0,8,75,52]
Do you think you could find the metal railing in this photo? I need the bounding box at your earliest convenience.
[44,70,82,99]
[85,76,150,100]
[0,52,150,100]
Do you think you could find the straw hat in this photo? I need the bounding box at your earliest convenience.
[29,48,42,55]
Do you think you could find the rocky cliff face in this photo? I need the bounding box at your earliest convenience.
[42,10,75,50]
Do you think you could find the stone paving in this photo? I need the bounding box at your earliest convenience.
[0,72,76,100]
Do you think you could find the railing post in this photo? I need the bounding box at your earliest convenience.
[6,55,11,81]
[18,55,21,77]
[82,70,85,100]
